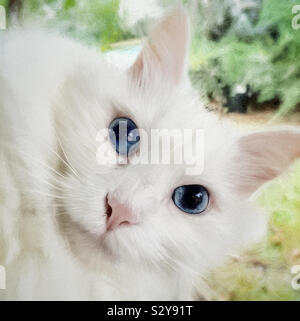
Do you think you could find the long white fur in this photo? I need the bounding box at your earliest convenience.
[0,9,299,300]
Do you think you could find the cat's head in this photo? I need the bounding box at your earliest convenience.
[55,9,300,286]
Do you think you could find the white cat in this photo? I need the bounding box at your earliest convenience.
[0,9,299,300]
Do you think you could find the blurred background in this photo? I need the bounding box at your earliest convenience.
[1,0,300,300]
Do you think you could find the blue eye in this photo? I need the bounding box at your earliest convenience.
[108,117,140,156]
[172,185,209,215]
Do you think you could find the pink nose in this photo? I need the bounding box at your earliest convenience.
[106,195,138,231]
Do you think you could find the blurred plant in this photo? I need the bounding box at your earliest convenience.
[0,0,7,7]
[0,0,8,14]
[20,0,133,50]
[210,160,300,301]
[188,0,300,114]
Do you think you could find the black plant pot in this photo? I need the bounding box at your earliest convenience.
[223,84,252,114]
[226,93,249,113]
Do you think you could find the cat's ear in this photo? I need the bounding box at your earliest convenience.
[232,128,300,197]
[129,8,189,87]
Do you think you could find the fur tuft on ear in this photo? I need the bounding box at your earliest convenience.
[232,127,300,196]
[129,8,189,87]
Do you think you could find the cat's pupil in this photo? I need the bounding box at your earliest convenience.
[108,117,140,155]
[172,185,209,215]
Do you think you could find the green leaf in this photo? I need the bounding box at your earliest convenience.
[63,0,76,10]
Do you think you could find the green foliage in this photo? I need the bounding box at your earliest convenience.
[0,0,8,7]
[211,161,300,300]
[190,0,300,114]
[63,0,76,10]
[21,0,133,50]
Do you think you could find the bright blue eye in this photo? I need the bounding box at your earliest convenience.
[108,117,140,155]
[172,185,209,214]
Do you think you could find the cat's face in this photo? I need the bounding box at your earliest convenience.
[55,9,300,279]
